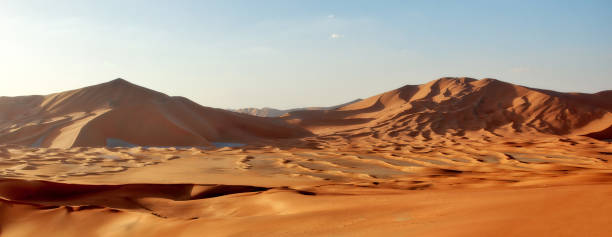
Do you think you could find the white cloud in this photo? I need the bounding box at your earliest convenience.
[327,14,335,19]
[330,33,344,39]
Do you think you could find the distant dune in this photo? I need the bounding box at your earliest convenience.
[282,77,612,140]
[232,99,363,117]
[1,77,612,236]
[0,79,311,148]
[2,77,611,149]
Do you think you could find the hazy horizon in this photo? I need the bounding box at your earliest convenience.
[1,0,611,110]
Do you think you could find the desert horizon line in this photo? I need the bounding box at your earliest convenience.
[4,76,610,111]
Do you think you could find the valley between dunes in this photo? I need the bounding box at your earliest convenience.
[1,77,611,236]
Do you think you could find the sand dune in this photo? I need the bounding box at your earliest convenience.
[0,79,311,148]
[283,77,612,140]
[0,137,611,236]
[4,77,609,149]
[1,77,611,236]
[2,182,611,237]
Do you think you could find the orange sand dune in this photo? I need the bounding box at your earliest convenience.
[0,141,611,237]
[2,183,611,237]
[0,79,311,148]
[0,134,610,236]
[283,77,612,140]
[1,77,612,236]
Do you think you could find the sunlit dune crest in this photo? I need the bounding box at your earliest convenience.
[0,78,611,236]
[0,78,311,148]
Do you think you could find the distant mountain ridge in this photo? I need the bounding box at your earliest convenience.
[231,99,363,117]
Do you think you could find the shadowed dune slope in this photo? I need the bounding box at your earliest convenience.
[0,79,311,148]
[283,77,612,140]
[1,177,611,237]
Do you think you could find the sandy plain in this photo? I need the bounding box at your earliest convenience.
[1,134,611,236]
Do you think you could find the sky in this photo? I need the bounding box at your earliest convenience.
[1,0,611,109]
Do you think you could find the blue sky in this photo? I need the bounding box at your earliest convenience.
[1,0,611,109]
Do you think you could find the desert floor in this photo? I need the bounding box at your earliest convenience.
[1,135,611,236]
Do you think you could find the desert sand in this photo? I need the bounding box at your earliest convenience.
[0,78,611,236]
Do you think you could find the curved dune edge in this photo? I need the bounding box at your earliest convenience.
[0,132,611,236]
[584,123,612,140]
[0,79,311,148]
[2,77,612,149]
[1,77,612,236]
[283,77,612,140]
[0,178,611,237]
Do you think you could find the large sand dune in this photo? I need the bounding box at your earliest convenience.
[284,77,612,140]
[1,77,611,236]
[0,79,311,148]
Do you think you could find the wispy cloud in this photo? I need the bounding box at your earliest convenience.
[327,14,335,19]
[330,33,344,39]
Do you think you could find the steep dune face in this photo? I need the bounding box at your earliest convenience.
[283,77,612,139]
[0,79,311,148]
[1,77,612,237]
[2,77,610,148]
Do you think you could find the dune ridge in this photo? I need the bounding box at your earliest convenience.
[1,77,612,236]
[3,77,610,149]
[0,79,311,148]
[283,77,612,140]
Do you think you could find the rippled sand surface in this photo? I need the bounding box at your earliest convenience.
[1,134,611,236]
